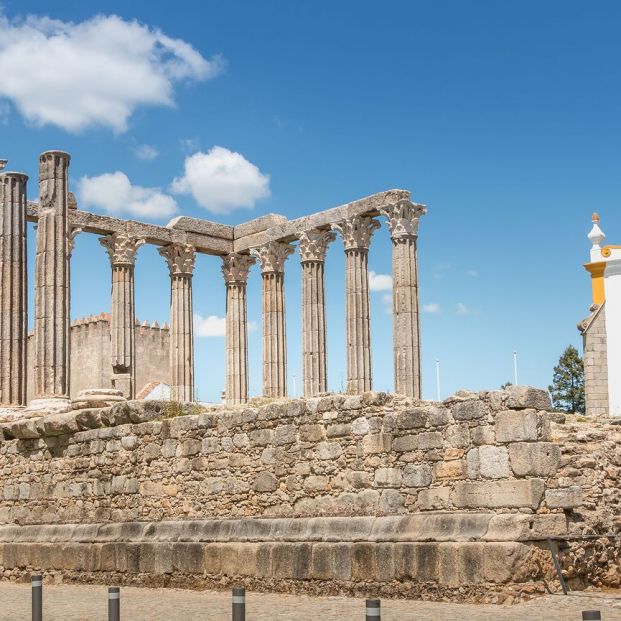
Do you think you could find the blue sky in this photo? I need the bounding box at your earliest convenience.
[1,1,620,401]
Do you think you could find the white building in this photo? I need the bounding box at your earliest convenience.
[580,213,621,416]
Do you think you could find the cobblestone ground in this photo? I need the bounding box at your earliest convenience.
[1,584,620,620]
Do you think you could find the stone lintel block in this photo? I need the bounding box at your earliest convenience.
[545,486,582,509]
[452,479,545,510]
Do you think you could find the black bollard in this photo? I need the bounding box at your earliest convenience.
[366,598,380,621]
[582,612,601,621]
[108,587,120,621]
[31,574,42,621]
[232,587,245,621]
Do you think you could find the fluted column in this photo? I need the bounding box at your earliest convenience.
[159,243,196,402]
[380,200,427,399]
[332,215,380,394]
[0,172,28,406]
[251,241,294,398]
[33,151,72,402]
[222,253,255,405]
[298,229,335,397]
[100,229,145,399]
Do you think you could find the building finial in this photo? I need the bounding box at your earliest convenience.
[588,212,605,249]
[0,159,7,171]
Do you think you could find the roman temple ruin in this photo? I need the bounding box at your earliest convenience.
[0,151,619,601]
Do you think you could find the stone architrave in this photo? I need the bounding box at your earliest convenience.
[250,241,294,398]
[221,253,255,405]
[159,243,196,402]
[380,200,426,399]
[100,229,146,399]
[298,229,335,397]
[332,215,380,394]
[0,172,28,406]
[33,151,72,406]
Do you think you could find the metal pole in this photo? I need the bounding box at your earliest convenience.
[366,598,380,621]
[108,587,120,621]
[582,612,602,620]
[31,574,42,621]
[513,350,518,385]
[232,587,245,621]
[435,359,441,401]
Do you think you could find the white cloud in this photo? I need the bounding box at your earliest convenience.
[423,303,440,313]
[78,171,178,219]
[194,313,257,337]
[368,271,392,292]
[0,14,222,132]
[382,293,392,315]
[456,303,470,315]
[133,144,159,160]
[466,269,478,277]
[171,146,270,214]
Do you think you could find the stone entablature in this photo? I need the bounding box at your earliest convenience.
[1,151,426,407]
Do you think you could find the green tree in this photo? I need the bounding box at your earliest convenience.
[548,345,585,414]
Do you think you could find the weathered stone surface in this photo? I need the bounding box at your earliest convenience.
[451,400,487,421]
[495,410,547,443]
[504,385,551,410]
[545,487,582,509]
[452,480,545,509]
[509,443,560,477]
[403,464,432,488]
[478,446,510,479]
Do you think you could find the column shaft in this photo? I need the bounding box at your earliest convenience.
[34,151,71,399]
[302,261,328,397]
[392,237,420,398]
[159,243,195,402]
[222,253,255,405]
[251,241,293,399]
[0,173,28,405]
[345,249,372,393]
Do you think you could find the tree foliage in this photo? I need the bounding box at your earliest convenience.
[548,345,585,414]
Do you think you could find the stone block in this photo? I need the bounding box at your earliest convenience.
[274,424,297,445]
[427,406,450,427]
[304,476,329,492]
[272,543,312,579]
[395,409,427,429]
[393,543,440,581]
[452,480,544,509]
[445,424,470,448]
[299,424,324,442]
[362,433,391,454]
[249,429,273,447]
[451,400,488,421]
[509,442,561,477]
[434,459,465,480]
[545,486,582,509]
[392,435,417,452]
[417,487,450,510]
[374,468,402,488]
[347,470,371,489]
[466,448,480,478]
[351,543,376,580]
[172,543,204,573]
[478,445,510,479]
[379,489,405,513]
[311,543,352,580]
[403,464,432,488]
[351,417,370,435]
[495,410,546,443]
[418,431,443,449]
[504,385,551,410]
[252,471,278,492]
[315,441,343,460]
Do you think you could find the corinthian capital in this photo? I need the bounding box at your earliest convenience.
[250,241,294,274]
[380,199,427,240]
[158,243,196,277]
[99,230,146,267]
[298,228,335,262]
[221,252,255,284]
[331,215,380,251]
[67,226,83,258]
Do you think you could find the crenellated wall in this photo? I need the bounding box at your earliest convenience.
[25,315,170,401]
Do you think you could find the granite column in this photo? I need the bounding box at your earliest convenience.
[100,230,145,399]
[380,200,426,399]
[0,172,28,406]
[222,253,255,405]
[251,241,294,398]
[298,229,335,397]
[332,215,380,394]
[159,243,196,402]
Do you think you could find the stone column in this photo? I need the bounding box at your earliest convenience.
[158,243,196,402]
[222,253,255,405]
[100,229,145,399]
[32,151,72,409]
[298,229,335,397]
[0,172,28,406]
[380,200,426,399]
[250,241,294,398]
[332,215,380,394]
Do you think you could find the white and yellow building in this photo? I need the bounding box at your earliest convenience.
[580,213,621,416]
